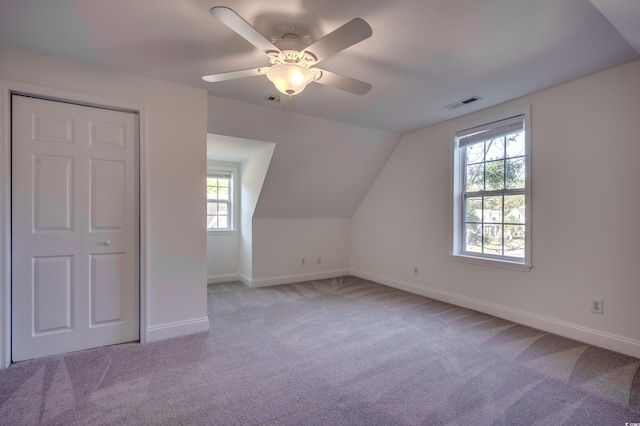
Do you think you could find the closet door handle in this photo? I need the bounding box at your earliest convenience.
[102,240,112,247]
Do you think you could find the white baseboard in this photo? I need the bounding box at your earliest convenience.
[207,273,241,285]
[147,317,210,342]
[238,272,252,287]
[248,268,350,288]
[350,268,640,359]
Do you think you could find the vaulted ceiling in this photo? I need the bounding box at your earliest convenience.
[1,0,638,135]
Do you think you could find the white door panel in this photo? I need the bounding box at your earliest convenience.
[33,155,75,232]
[90,253,124,324]
[89,119,126,149]
[32,111,75,145]
[33,255,74,333]
[12,95,138,361]
[90,159,126,231]
[12,98,83,361]
[81,105,138,350]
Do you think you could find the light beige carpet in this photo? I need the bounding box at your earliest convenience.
[1,276,639,425]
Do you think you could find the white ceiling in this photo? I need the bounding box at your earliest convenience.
[206,133,273,163]
[1,0,638,134]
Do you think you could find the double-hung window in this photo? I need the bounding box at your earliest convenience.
[451,108,531,270]
[207,171,233,231]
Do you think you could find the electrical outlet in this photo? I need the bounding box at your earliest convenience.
[317,256,322,264]
[301,258,305,266]
[414,266,419,276]
[590,299,603,315]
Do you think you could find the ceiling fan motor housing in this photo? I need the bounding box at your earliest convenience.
[273,33,311,55]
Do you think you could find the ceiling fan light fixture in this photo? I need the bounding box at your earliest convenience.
[266,63,314,96]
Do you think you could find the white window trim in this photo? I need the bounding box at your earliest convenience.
[207,161,239,234]
[449,105,532,271]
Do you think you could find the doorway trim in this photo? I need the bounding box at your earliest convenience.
[0,79,149,368]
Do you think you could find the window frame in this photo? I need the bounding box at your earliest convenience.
[207,162,239,234]
[450,106,532,271]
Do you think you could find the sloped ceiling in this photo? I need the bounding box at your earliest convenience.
[589,0,640,55]
[206,95,399,218]
[0,0,638,134]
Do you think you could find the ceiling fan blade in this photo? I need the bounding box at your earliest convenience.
[315,69,372,95]
[202,68,263,83]
[306,18,372,63]
[210,7,280,54]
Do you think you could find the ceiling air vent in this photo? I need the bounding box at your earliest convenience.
[444,96,482,110]
[264,94,281,103]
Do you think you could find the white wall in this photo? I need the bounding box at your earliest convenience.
[239,143,276,282]
[351,60,640,357]
[252,218,351,287]
[207,233,240,283]
[0,45,209,363]
[207,95,398,285]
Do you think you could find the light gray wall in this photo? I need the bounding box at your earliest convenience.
[351,60,640,357]
[0,45,209,364]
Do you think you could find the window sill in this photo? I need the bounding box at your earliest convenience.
[207,230,238,236]
[449,253,532,272]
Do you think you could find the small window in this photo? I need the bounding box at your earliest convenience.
[207,171,233,231]
[451,108,531,270]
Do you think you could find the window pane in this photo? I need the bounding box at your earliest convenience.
[207,201,230,229]
[208,216,218,229]
[206,216,216,229]
[464,224,482,253]
[207,176,231,201]
[217,186,229,201]
[206,185,216,200]
[504,225,525,258]
[465,197,482,222]
[483,224,502,255]
[505,157,525,189]
[218,216,228,228]
[466,143,484,164]
[484,196,503,222]
[465,163,484,192]
[485,160,505,191]
[506,132,525,158]
[209,187,221,200]
[485,137,505,161]
[504,195,525,224]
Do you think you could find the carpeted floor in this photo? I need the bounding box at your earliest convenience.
[0,276,639,425]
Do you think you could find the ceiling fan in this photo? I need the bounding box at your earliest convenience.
[202,7,373,100]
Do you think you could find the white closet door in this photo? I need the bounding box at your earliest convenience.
[12,96,139,361]
[12,97,83,360]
